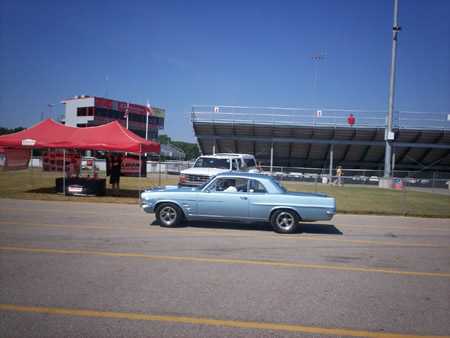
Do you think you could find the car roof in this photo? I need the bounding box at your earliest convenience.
[215,172,271,179]
[209,153,255,158]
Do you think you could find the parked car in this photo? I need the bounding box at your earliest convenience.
[404,177,418,184]
[369,176,379,183]
[288,172,303,180]
[178,153,258,186]
[141,172,336,233]
[352,175,368,182]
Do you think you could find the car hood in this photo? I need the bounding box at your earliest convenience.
[146,185,199,193]
[180,167,230,176]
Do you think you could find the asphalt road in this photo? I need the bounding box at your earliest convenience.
[0,198,449,338]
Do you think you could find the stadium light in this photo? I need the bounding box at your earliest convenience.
[384,0,401,182]
[311,53,326,107]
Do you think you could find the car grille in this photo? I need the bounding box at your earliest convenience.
[185,174,209,185]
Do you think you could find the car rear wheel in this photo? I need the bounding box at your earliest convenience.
[270,209,300,234]
[155,203,183,227]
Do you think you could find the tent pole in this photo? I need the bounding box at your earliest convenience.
[138,145,142,202]
[158,154,161,187]
[30,148,34,188]
[63,149,66,196]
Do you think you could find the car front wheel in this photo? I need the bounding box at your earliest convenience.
[155,203,183,227]
[270,209,300,234]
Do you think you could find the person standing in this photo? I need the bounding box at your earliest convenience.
[110,154,122,194]
[336,165,343,186]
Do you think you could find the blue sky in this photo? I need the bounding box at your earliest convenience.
[0,0,449,141]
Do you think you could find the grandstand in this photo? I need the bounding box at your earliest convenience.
[192,106,450,173]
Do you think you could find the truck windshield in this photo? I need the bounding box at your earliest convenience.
[194,157,230,169]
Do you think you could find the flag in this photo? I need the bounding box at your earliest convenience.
[146,101,153,115]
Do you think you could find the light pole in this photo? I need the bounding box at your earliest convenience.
[384,0,401,185]
[384,0,401,181]
[312,53,326,107]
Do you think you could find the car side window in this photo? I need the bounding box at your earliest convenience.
[208,178,249,193]
[248,179,267,193]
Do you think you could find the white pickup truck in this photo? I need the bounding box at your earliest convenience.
[179,153,258,186]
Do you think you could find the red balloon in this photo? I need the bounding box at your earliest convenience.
[347,114,356,126]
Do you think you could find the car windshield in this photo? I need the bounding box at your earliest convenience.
[194,157,230,169]
[198,175,216,190]
[244,158,256,167]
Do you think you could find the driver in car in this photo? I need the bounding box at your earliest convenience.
[223,179,238,193]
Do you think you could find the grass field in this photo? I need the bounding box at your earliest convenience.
[0,169,449,218]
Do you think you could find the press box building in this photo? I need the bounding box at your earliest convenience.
[62,96,165,140]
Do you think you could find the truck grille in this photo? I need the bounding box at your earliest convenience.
[185,174,209,185]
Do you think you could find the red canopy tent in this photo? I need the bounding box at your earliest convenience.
[0,119,160,196]
[0,118,160,153]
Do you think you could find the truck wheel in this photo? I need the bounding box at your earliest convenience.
[270,209,300,234]
[155,203,183,227]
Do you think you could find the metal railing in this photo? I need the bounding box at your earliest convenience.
[257,165,450,190]
[142,160,450,191]
[192,105,450,131]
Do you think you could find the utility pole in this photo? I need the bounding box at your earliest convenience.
[384,0,401,180]
[312,53,326,108]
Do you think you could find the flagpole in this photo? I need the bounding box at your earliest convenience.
[145,101,150,141]
[145,101,150,159]
[125,102,129,130]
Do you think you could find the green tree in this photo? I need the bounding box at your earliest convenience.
[0,127,24,135]
[157,134,200,160]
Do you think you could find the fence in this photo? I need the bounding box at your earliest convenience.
[25,157,450,192]
[192,105,450,131]
[258,165,450,190]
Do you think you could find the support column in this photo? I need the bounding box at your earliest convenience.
[212,142,216,155]
[270,143,274,173]
[392,150,396,175]
[329,144,334,183]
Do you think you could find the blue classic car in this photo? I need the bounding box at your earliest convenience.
[140,172,336,233]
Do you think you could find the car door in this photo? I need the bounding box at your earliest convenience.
[247,179,271,220]
[197,177,249,219]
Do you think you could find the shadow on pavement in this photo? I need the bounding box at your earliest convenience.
[27,187,139,198]
[301,223,343,235]
[150,219,343,235]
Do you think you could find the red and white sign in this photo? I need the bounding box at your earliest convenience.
[21,139,36,146]
[95,98,153,116]
[120,155,146,177]
[3,148,31,170]
[42,150,81,174]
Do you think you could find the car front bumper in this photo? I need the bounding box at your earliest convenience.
[140,200,155,213]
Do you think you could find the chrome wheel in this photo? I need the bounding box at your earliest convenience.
[159,206,177,226]
[275,211,295,231]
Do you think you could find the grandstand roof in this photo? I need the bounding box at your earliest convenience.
[192,106,450,171]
